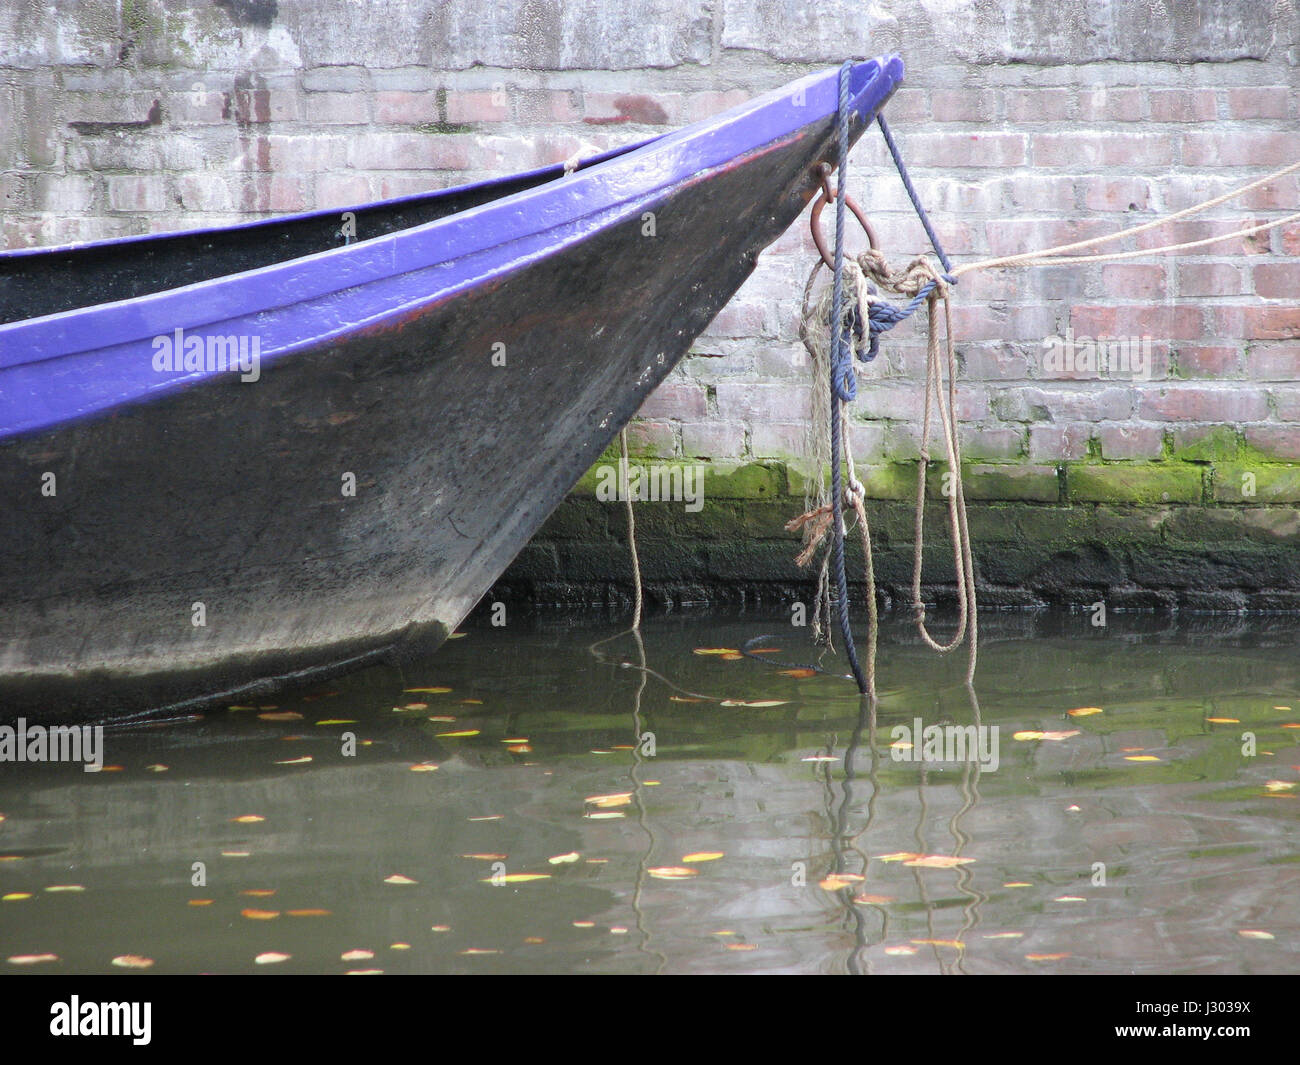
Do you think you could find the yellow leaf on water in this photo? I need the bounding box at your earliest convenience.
[7,953,58,965]
[1014,731,1045,741]
[669,696,703,703]
[258,711,302,721]
[254,952,290,965]
[341,949,374,961]
[1206,717,1239,724]
[231,815,265,824]
[286,909,331,917]
[1125,755,1162,762]
[346,969,384,975]
[240,909,280,920]
[912,939,964,949]
[723,699,789,708]
[548,852,581,864]
[1003,882,1032,888]
[409,763,439,772]
[585,792,632,807]
[647,866,698,880]
[507,744,532,754]
[146,764,169,772]
[1014,730,1081,742]
[384,875,417,885]
[1264,780,1296,792]
[111,955,153,969]
[1054,895,1087,902]
[459,948,500,955]
[187,899,213,906]
[780,668,818,679]
[428,716,456,723]
[1238,929,1274,940]
[874,852,923,863]
[682,852,724,863]
[437,730,479,738]
[2,893,32,901]
[502,738,530,744]
[44,885,85,893]
[221,850,250,858]
[459,853,508,861]
[720,653,744,661]
[572,921,595,928]
[853,893,895,905]
[726,943,757,951]
[820,874,864,891]
[481,874,550,884]
[1026,953,1071,961]
[984,932,1025,939]
[693,648,739,656]
[275,756,313,765]
[240,889,276,897]
[585,811,625,820]
[883,945,917,956]
[316,719,356,725]
[405,687,452,694]
[1067,707,1103,717]
[430,925,451,932]
[390,943,411,950]
[904,855,975,869]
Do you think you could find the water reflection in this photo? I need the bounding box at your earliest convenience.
[0,611,1296,974]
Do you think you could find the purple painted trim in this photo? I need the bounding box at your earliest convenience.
[0,57,903,440]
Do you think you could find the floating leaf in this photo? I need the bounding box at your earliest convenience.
[111,955,153,969]
[1026,953,1071,961]
[874,852,923,863]
[316,719,356,726]
[258,711,302,721]
[883,945,917,956]
[437,729,480,738]
[405,687,452,694]
[346,969,384,975]
[481,873,550,884]
[721,699,789,708]
[669,696,703,703]
[221,850,250,858]
[682,852,724,863]
[390,943,411,950]
[647,866,698,880]
[1124,755,1162,762]
[430,925,451,932]
[904,855,975,869]
[468,815,503,822]
[384,875,417,885]
[1238,929,1274,940]
[853,893,895,905]
[819,874,864,891]
[241,909,280,920]
[983,932,1025,939]
[779,669,817,679]
[572,921,596,928]
[145,764,169,772]
[231,815,265,824]
[341,949,374,961]
[585,811,624,820]
[459,853,508,861]
[240,889,276,897]
[1264,780,1296,792]
[720,653,744,661]
[585,792,632,808]
[8,954,58,965]
[286,909,331,918]
[507,744,532,754]
[693,648,739,656]
[403,703,429,711]
[428,715,456,723]
[725,943,757,951]
[1066,707,1103,717]
[1003,882,1032,888]
[458,948,500,955]
[1205,717,1239,724]
[1054,895,1087,902]
[912,939,964,949]
[409,763,440,772]
[2,893,31,901]
[801,755,837,762]
[187,899,213,907]
[254,952,290,964]
[275,756,313,765]
[1014,730,1081,742]
[44,885,85,893]
[548,852,581,865]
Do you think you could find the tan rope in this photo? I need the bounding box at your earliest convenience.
[619,427,643,631]
[953,158,1300,276]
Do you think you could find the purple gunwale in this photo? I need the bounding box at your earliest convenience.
[0,57,903,441]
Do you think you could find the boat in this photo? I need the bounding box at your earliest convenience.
[0,56,905,721]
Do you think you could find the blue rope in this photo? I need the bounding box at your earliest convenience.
[829,61,868,694]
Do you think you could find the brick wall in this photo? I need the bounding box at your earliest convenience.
[2,0,1297,522]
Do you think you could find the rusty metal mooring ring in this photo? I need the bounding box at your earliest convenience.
[810,162,877,271]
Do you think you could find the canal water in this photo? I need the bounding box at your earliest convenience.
[1,610,1296,974]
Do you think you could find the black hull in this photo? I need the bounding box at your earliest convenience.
[0,119,865,721]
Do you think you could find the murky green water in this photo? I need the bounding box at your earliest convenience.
[1,610,1297,974]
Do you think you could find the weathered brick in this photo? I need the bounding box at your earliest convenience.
[626,419,677,459]
[1078,87,1144,122]
[931,89,994,123]
[1136,385,1270,422]
[446,91,511,123]
[751,422,807,459]
[346,132,471,171]
[105,174,168,212]
[681,421,745,459]
[1212,464,1300,503]
[963,463,1059,501]
[1245,425,1300,460]
[1028,423,1092,462]
[1034,131,1173,168]
[1244,343,1300,381]
[1226,87,1290,120]
[1004,88,1074,123]
[1148,89,1217,123]
[1067,464,1202,504]
[1081,176,1153,213]
[1254,264,1300,300]
[638,381,707,420]
[1175,345,1240,377]
[1184,131,1297,168]
[1179,262,1245,297]
[895,131,1027,168]
[302,92,370,125]
[1101,264,1166,300]
[715,382,810,422]
[1213,305,1300,340]
[1099,423,1164,460]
